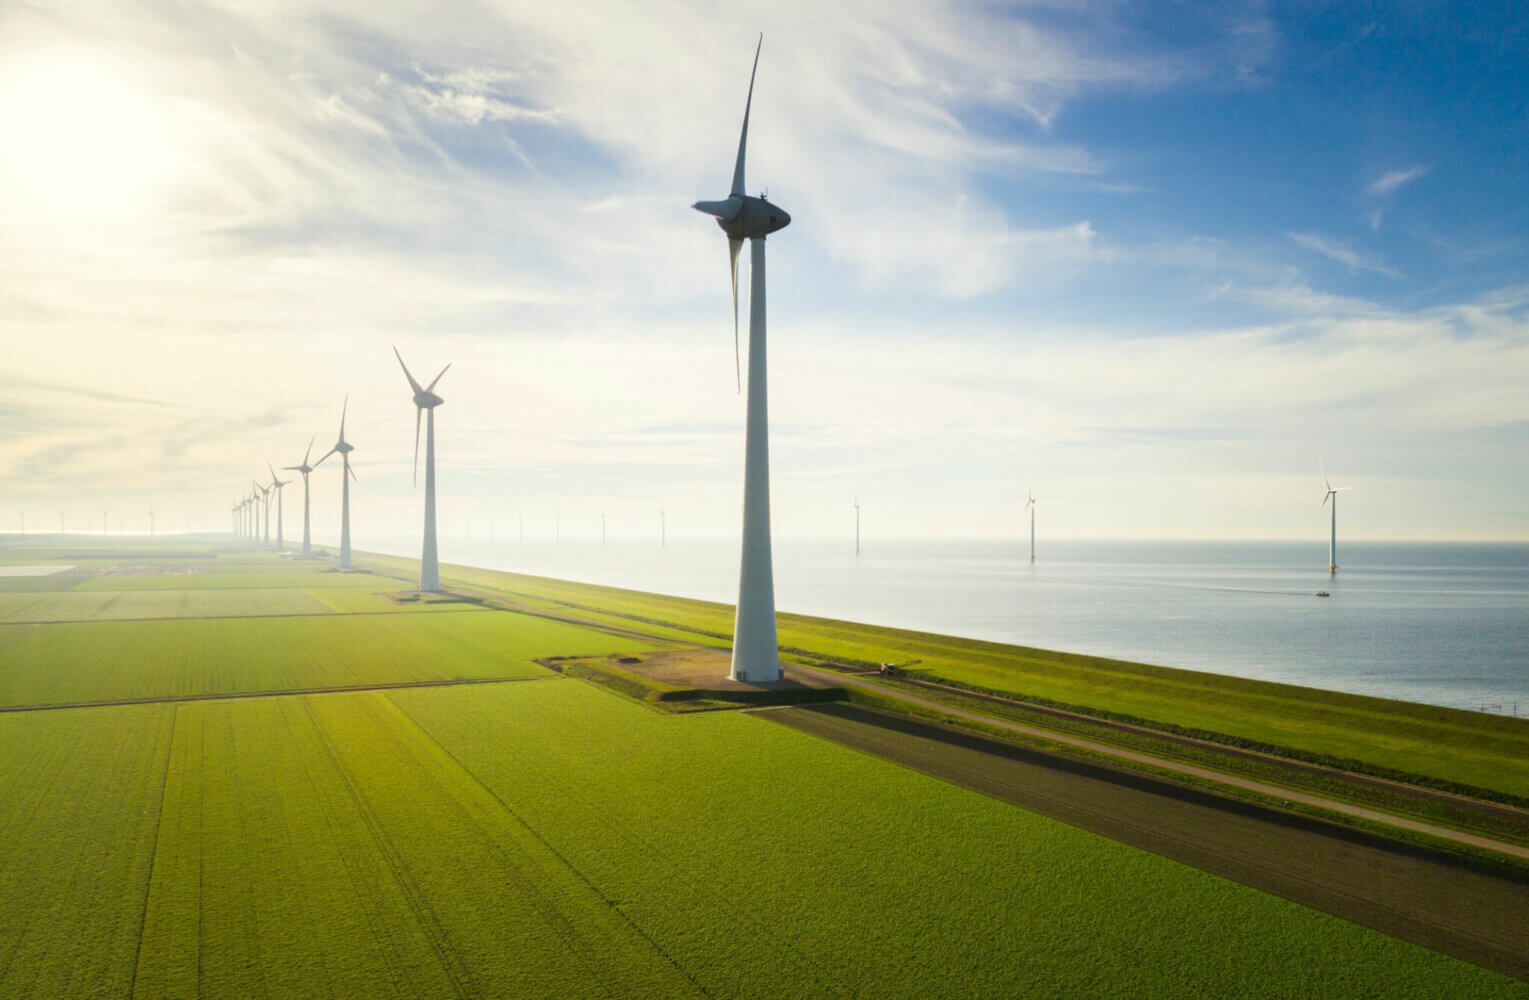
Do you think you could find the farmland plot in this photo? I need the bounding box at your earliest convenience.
[0,611,619,708]
[135,695,697,998]
[394,680,1524,999]
[73,571,398,592]
[0,588,335,623]
[0,705,174,999]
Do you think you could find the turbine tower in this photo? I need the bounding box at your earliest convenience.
[394,347,450,592]
[1321,466,1351,575]
[317,397,357,569]
[1026,490,1037,563]
[253,479,272,548]
[693,35,791,683]
[268,464,289,551]
[283,437,319,558]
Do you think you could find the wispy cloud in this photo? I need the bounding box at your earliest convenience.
[1369,165,1429,198]
[1287,231,1400,278]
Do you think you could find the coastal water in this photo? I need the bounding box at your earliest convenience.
[361,534,1528,717]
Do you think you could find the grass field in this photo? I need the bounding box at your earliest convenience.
[0,539,1523,997]
[0,612,623,708]
[387,556,1529,801]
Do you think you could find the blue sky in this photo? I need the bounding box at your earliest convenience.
[1,1,1526,540]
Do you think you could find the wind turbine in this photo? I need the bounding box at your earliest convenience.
[1026,490,1037,563]
[1321,466,1351,575]
[394,347,449,592]
[268,464,289,551]
[692,35,791,683]
[283,437,319,558]
[253,478,273,548]
[317,397,357,569]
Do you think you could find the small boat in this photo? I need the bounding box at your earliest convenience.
[1315,590,1331,598]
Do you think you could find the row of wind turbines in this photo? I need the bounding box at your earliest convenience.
[231,348,448,589]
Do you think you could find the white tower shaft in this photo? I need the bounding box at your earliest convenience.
[1329,493,1337,574]
[301,475,312,557]
[275,490,284,550]
[731,237,780,682]
[420,408,440,591]
[340,456,352,569]
[1030,505,1036,563]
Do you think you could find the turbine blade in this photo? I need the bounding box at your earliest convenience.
[692,198,742,221]
[393,346,423,394]
[729,236,743,392]
[349,462,358,483]
[413,406,422,488]
[426,363,451,393]
[1321,462,1330,492]
[316,446,336,467]
[303,434,314,466]
[339,395,348,440]
[1322,492,1330,508]
[730,35,763,197]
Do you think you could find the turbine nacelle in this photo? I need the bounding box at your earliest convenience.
[692,194,790,239]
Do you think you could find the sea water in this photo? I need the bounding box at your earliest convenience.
[359,534,1528,717]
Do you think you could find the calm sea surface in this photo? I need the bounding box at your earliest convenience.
[361,534,1528,717]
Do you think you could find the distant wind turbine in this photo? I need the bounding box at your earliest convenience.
[394,347,450,592]
[1321,465,1351,575]
[283,437,319,558]
[317,396,357,569]
[659,509,666,548]
[253,478,272,548]
[692,35,791,683]
[268,464,289,551]
[1026,490,1037,563]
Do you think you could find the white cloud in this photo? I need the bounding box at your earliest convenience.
[1287,231,1400,278]
[1368,164,1429,198]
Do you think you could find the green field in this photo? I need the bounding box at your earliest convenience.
[0,540,1523,997]
[388,556,1529,800]
[0,612,621,708]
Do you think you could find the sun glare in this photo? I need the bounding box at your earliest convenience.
[0,48,188,230]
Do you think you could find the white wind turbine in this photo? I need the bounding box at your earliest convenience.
[692,35,792,683]
[1321,465,1351,575]
[317,397,357,569]
[394,347,450,592]
[268,463,289,551]
[283,437,319,558]
[1026,490,1037,563]
[253,478,272,548]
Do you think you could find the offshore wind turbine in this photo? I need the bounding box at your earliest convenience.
[283,437,319,558]
[394,347,450,592]
[1026,490,1037,563]
[693,35,791,683]
[268,464,289,551]
[317,397,357,569]
[1321,466,1351,575]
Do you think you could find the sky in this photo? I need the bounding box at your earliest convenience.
[2,0,1527,542]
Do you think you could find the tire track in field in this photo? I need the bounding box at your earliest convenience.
[278,700,429,999]
[128,704,178,999]
[300,698,476,999]
[360,695,636,1000]
[388,695,713,1000]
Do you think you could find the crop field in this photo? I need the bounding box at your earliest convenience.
[73,570,399,591]
[0,540,1523,997]
[386,557,1529,800]
[0,611,624,709]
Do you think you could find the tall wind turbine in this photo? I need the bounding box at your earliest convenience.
[1321,466,1351,575]
[317,397,357,569]
[283,437,319,558]
[693,35,791,684]
[394,347,449,592]
[268,464,289,551]
[1026,490,1037,563]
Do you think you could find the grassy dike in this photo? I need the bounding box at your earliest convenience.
[356,551,1529,804]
